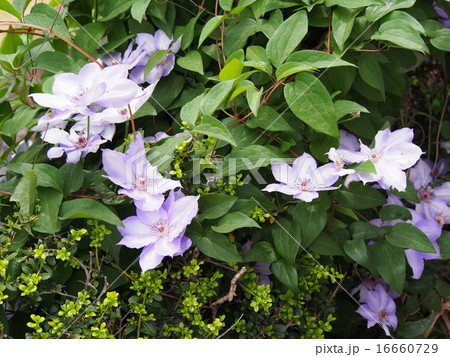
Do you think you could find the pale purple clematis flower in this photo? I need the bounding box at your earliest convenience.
[30,62,140,120]
[352,277,400,304]
[102,133,181,211]
[356,283,397,336]
[263,153,339,202]
[345,128,422,191]
[102,40,146,70]
[43,128,106,163]
[326,130,367,176]
[370,207,442,280]
[409,159,450,227]
[118,190,199,271]
[130,30,182,84]
[32,109,72,132]
[72,83,158,140]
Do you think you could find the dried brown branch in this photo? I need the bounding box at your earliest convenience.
[211,267,246,307]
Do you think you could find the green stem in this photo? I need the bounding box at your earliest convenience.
[137,291,148,338]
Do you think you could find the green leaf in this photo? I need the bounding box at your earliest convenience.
[177,50,204,75]
[219,0,233,11]
[200,80,235,115]
[271,259,298,291]
[358,53,385,98]
[389,180,420,203]
[347,160,377,174]
[369,241,405,293]
[219,58,244,81]
[231,0,257,14]
[284,72,339,137]
[181,13,201,50]
[0,31,23,54]
[222,145,290,176]
[325,0,383,7]
[73,23,106,61]
[437,231,450,260]
[365,0,416,22]
[430,28,450,52]
[97,0,134,22]
[381,11,425,35]
[286,50,357,69]
[350,221,385,241]
[266,10,308,67]
[180,93,204,127]
[271,218,301,264]
[223,18,256,56]
[198,15,227,47]
[7,163,64,192]
[380,204,412,222]
[311,231,346,256]
[10,170,37,215]
[34,51,81,74]
[386,222,436,253]
[332,7,360,51]
[198,194,238,220]
[246,86,262,117]
[397,312,436,338]
[59,162,84,196]
[25,3,71,40]
[212,212,260,233]
[275,63,316,81]
[336,182,386,209]
[1,107,39,137]
[196,230,243,262]
[290,200,329,248]
[144,49,171,80]
[34,188,63,234]
[371,25,429,54]
[246,105,292,132]
[59,199,123,227]
[244,241,278,262]
[192,115,237,147]
[343,236,369,268]
[334,100,369,121]
[130,0,151,23]
[0,0,22,20]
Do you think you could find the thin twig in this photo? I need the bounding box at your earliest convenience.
[211,267,246,307]
[215,313,244,339]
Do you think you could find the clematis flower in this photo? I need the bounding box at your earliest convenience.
[352,277,400,304]
[102,133,181,211]
[43,128,106,163]
[345,128,422,191]
[370,207,442,280]
[118,190,199,271]
[356,284,398,336]
[72,83,158,140]
[263,153,339,202]
[324,130,366,176]
[101,40,146,70]
[30,62,140,120]
[130,30,182,84]
[409,159,450,227]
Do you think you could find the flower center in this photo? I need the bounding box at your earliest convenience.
[369,149,382,163]
[435,214,446,226]
[296,178,311,192]
[150,219,170,239]
[378,310,388,323]
[74,137,87,149]
[418,188,434,203]
[132,175,153,191]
